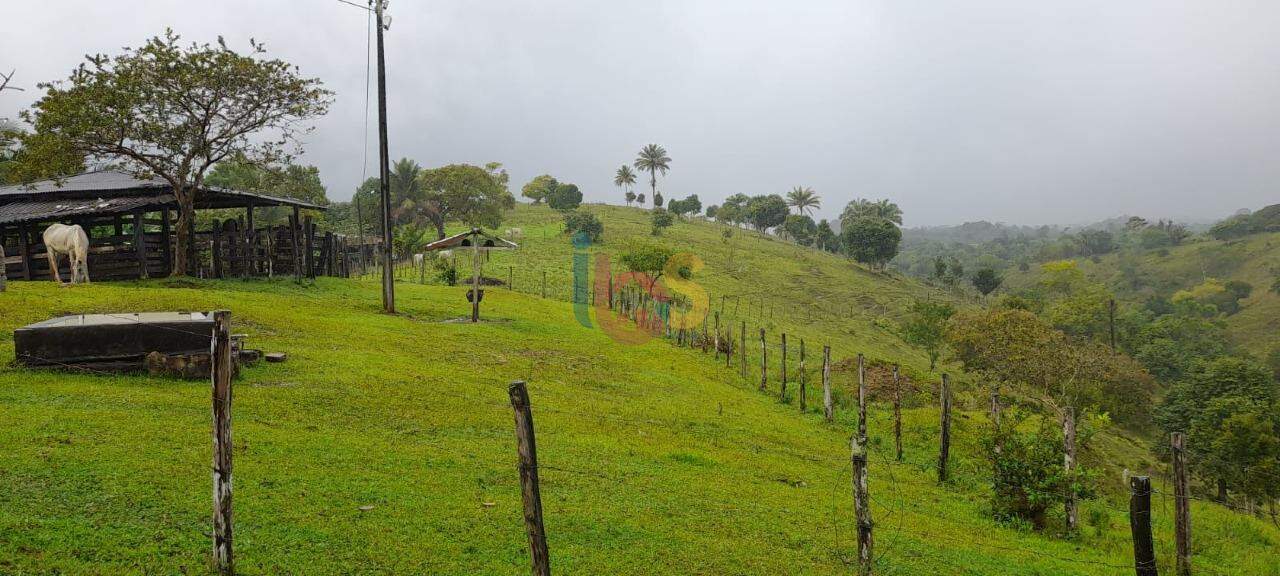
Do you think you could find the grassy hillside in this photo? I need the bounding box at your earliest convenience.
[433,203,949,378]
[1,207,1276,574]
[1004,231,1280,357]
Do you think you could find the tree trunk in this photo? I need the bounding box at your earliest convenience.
[649,172,657,208]
[172,186,196,276]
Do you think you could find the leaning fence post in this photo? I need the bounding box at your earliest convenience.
[759,328,767,391]
[508,381,551,576]
[1130,476,1158,576]
[822,345,833,422]
[892,364,902,462]
[1173,432,1191,576]
[851,434,873,576]
[938,373,951,484]
[210,310,234,575]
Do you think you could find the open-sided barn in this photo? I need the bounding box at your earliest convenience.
[0,170,368,281]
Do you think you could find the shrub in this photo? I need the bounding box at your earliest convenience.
[986,413,1095,530]
[546,183,583,211]
[651,208,674,235]
[563,210,603,243]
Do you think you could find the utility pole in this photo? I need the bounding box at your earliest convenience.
[374,0,395,313]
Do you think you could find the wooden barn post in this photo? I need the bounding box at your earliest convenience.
[211,219,224,279]
[289,209,302,283]
[133,210,148,279]
[17,223,32,280]
[210,310,234,575]
[304,216,315,279]
[160,208,172,275]
[508,381,551,576]
[245,201,255,274]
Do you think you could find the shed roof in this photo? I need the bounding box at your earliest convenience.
[0,170,326,225]
[422,228,519,252]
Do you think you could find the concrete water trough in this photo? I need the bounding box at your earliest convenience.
[14,312,219,375]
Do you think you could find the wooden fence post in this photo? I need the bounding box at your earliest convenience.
[133,210,148,279]
[1064,406,1078,534]
[851,434,873,576]
[211,310,234,575]
[0,244,6,292]
[304,217,315,279]
[740,321,747,377]
[857,354,867,441]
[822,345,832,423]
[714,311,721,361]
[212,219,224,279]
[1173,432,1191,576]
[938,373,951,484]
[892,364,902,462]
[508,265,513,290]
[541,270,547,298]
[289,211,302,283]
[780,333,788,401]
[798,339,806,413]
[508,381,551,576]
[759,328,767,391]
[1129,476,1158,576]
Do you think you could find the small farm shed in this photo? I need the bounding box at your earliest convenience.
[422,228,518,321]
[0,170,370,281]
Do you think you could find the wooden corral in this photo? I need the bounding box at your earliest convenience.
[0,170,375,281]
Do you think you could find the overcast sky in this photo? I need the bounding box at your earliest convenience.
[3,1,1278,226]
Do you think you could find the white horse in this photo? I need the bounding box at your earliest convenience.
[43,223,90,285]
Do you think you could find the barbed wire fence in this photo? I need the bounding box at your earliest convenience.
[17,248,1276,574]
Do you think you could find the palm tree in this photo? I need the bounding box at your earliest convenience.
[786,186,820,217]
[841,198,902,226]
[615,165,637,206]
[388,158,422,225]
[633,144,671,209]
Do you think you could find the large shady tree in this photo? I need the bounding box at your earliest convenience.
[21,31,331,275]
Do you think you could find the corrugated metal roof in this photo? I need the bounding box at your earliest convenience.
[0,170,168,197]
[0,170,326,224]
[0,193,174,225]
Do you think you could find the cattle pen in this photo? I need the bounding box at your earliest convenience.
[0,170,374,281]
